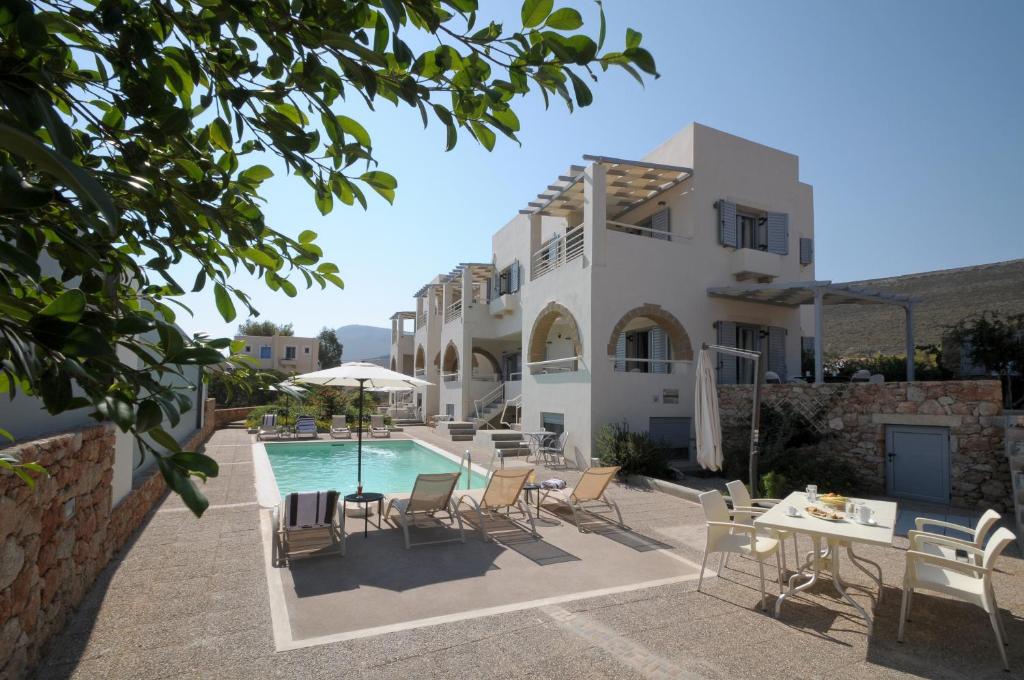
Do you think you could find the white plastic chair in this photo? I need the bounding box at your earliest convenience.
[914,509,1001,565]
[899,527,1016,670]
[725,479,799,574]
[698,490,783,611]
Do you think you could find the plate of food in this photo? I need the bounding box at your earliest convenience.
[805,505,845,522]
[819,493,848,509]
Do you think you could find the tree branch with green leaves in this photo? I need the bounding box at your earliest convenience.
[0,0,657,515]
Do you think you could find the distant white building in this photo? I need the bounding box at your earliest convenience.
[391,123,817,467]
[235,334,320,374]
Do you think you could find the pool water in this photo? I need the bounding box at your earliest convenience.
[264,440,488,497]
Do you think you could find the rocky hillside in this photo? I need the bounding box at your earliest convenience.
[825,259,1024,356]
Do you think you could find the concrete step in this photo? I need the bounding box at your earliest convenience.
[227,420,248,429]
[451,434,475,442]
[496,448,531,459]
[494,439,525,449]
[490,432,524,442]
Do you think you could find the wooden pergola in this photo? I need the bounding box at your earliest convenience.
[707,280,920,383]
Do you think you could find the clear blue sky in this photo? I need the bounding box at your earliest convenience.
[175,0,1024,340]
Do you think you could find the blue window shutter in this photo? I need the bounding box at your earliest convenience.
[510,261,520,292]
[651,208,671,241]
[614,333,626,372]
[718,201,738,247]
[715,321,737,384]
[765,212,789,255]
[799,237,813,265]
[768,326,787,381]
[649,327,669,373]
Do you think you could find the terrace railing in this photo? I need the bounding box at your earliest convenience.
[444,299,462,324]
[531,223,584,280]
[527,356,580,375]
[606,219,673,242]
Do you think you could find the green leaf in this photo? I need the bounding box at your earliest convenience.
[337,116,371,147]
[174,159,203,181]
[171,452,219,478]
[149,427,182,453]
[156,455,209,516]
[626,27,642,49]
[545,8,582,30]
[238,164,273,184]
[521,0,553,28]
[209,118,232,152]
[359,171,397,203]
[38,289,86,322]
[213,283,236,322]
[567,70,593,107]
[136,400,163,433]
[470,121,496,151]
[298,230,317,244]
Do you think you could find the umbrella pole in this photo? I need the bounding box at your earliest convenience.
[357,378,365,495]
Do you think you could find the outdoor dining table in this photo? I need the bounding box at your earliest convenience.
[521,430,554,463]
[754,491,898,633]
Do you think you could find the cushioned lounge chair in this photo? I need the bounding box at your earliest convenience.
[329,415,352,439]
[457,468,537,541]
[257,413,280,441]
[272,490,346,566]
[294,415,318,439]
[370,414,391,438]
[385,472,465,549]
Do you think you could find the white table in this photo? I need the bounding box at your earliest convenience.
[755,492,897,633]
[521,431,554,463]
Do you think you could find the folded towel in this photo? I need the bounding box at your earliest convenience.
[285,490,338,528]
[541,479,567,490]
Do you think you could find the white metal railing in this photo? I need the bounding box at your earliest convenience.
[507,371,522,381]
[414,368,425,377]
[441,371,460,382]
[531,223,584,280]
[609,357,692,374]
[527,355,580,375]
[606,219,673,242]
[444,299,462,323]
[500,393,522,429]
[459,449,476,489]
[417,312,426,328]
[474,382,505,421]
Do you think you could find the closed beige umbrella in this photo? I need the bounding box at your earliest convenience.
[694,349,723,471]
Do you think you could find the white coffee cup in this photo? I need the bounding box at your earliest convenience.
[786,506,799,517]
[856,504,874,524]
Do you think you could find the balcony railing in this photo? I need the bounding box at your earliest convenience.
[414,368,426,377]
[606,219,673,242]
[531,223,584,280]
[444,299,462,323]
[441,371,460,382]
[527,355,580,375]
[416,312,426,328]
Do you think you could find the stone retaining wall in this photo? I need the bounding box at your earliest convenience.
[718,380,1010,511]
[214,405,256,429]
[0,398,217,678]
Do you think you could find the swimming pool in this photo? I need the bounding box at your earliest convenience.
[263,439,488,497]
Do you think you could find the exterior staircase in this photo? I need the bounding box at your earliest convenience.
[447,422,476,442]
[485,431,531,465]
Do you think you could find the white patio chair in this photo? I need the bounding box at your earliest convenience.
[913,509,1001,565]
[764,371,782,384]
[256,413,280,441]
[850,369,871,382]
[539,431,568,467]
[370,414,391,438]
[899,527,1016,670]
[272,490,346,566]
[725,479,798,574]
[329,415,351,439]
[698,490,783,611]
[385,472,465,549]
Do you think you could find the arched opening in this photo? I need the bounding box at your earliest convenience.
[441,342,459,381]
[606,304,693,374]
[433,351,440,369]
[390,357,397,371]
[471,347,501,380]
[527,302,582,374]
[414,345,425,373]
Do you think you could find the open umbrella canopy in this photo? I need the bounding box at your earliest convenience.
[694,349,723,472]
[290,362,432,389]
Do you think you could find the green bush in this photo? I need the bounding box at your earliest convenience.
[760,471,787,499]
[596,422,669,477]
[246,389,387,431]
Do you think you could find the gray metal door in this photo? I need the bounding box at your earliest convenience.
[885,425,950,504]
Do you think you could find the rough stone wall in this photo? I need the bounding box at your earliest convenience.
[718,381,1010,511]
[214,405,256,428]
[0,398,217,679]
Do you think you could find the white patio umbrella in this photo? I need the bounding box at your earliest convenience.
[290,363,432,494]
[694,348,723,472]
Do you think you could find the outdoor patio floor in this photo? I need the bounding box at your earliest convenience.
[34,426,1024,679]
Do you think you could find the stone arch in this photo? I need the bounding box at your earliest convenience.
[415,345,426,370]
[471,347,501,375]
[528,301,583,364]
[442,341,459,374]
[605,303,693,361]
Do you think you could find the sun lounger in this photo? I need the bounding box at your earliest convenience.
[329,415,351,439]
[385,472,465,549]
[257,413,280,441]
[370,414,391,438]
[540,466,625,533]
[457,468,537,541]
[294,415,318,439]
[272,490,346,566]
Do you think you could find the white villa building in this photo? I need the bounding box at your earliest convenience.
[390,123,821,468]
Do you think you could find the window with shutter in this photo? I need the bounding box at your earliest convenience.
[650,208,671,241]
[799,237,814,265]
[510,260,520,292]
[715,321,738,384]
[767,326,787,381]
[717,200,738,247]
[765,212,789,255]
[614,333,626,372]
[649,327,670,373]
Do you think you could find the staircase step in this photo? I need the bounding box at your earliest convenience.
[493,440,525,449]
[496,448,531,458]
[450,434,475,442]
[490,433,524,442]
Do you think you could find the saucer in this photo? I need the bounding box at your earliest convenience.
[853,517,877,526]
